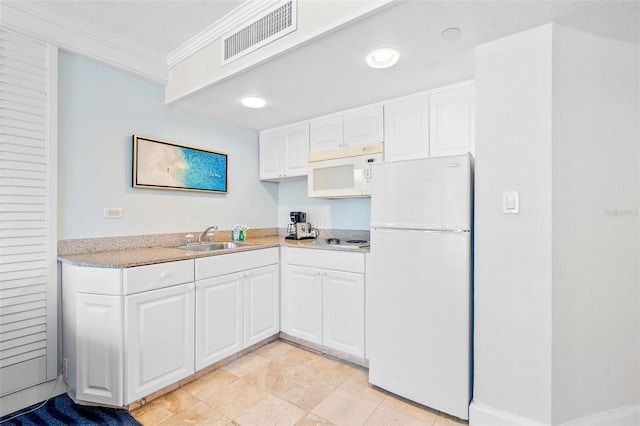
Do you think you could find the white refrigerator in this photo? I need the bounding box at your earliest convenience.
[367,154,472,420]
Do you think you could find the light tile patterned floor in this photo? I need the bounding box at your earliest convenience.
[131,340,469,426]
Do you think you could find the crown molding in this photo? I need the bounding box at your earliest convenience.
[1,1,168,83]
[166,0,284,68]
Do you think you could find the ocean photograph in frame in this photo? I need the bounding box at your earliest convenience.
[133,135,228,194]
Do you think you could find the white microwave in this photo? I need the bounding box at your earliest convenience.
[307,143,384,198]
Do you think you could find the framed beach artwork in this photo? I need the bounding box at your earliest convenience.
[132,135,228,194]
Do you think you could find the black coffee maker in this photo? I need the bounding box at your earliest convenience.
[285,211,317,240]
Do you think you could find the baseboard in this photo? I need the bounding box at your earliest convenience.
[560,404,640,426]
[0,375,67,418]
[469,402,549,426]
[279,332,368,367]
[470,401,640,426]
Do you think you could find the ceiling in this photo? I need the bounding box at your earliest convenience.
[31,0,640,130]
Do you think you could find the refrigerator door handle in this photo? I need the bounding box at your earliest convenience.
[372,226,470,234]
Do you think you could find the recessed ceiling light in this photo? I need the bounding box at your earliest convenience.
[441,27,461,40]
[241,96,266,108]
[365,48,400,69]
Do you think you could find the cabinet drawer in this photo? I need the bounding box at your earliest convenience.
[123,260,194,295]
[196,248,279,280]
[287,248,364,273]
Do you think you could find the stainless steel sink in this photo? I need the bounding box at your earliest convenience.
[176,242,252,252]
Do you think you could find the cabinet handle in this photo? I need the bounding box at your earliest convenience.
[160,272,169,280]
[316,271,321,276]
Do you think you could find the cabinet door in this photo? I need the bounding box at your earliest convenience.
[344,106,384,147]
[125,283,195,403]
[310,116,343,153]
[283,123,309,178]
[429,85,475,157]
[259,130,282,180]
[284,265,323,344]
[196,273,243,370]
[76,294,123,406]
[244,264,279,347]
[384,96,430,162]
[323,270,365,357]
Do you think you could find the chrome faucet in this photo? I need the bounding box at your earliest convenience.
[198,226,218,243]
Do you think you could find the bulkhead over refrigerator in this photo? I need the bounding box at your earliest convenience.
[366,154,472,420]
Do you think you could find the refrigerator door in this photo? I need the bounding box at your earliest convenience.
[366,228,471,419]
[370,154,471,231]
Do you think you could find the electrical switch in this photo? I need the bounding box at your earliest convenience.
[503,191,519,214]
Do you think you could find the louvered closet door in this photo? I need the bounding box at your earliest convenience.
[0,29,57,397]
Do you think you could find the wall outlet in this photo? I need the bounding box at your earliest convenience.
[104,207,123,218]
[313,218,323,228]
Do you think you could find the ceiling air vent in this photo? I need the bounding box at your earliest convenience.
[222,0,297,65]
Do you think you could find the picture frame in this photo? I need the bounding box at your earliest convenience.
[132,135,228,194]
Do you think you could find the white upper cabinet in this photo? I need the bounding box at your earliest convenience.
[259,131,282,178]
[384,95,430,162]
[259,123,309,181]
[260,82,474,177]
[343,106,384,148]
[384,84,475,162]
[429,84,475,157]
[309,106,384,154]
[310,115,344,153]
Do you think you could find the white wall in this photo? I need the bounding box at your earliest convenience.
[550,26,639,424]
[277,180,370,230]
[472,23,640,426]
[473,24,554,425]
[58,50,278,239]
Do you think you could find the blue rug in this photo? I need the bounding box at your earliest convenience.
[0,393,141,425]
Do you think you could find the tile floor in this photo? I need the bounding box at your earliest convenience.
[131,340,469,426]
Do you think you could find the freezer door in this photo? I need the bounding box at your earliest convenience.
[366,228,471,419]
[370,154,471,230]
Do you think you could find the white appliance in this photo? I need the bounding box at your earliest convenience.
[367,154,472,420]
[307,142,383,198]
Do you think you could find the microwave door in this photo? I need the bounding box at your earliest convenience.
[308,158,361,198]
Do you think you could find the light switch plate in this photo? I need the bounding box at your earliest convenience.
[503,191,519,214]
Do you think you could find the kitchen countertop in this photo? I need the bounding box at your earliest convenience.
[58,236,369,268]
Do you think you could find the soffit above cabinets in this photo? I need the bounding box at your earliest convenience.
[168,0,640,130]
[5,0,639,131]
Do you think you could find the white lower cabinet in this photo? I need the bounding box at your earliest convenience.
[63,259,194,406]
[195,248,279,367]
[282,247,365,358]
[125,283,195,402]
[75,293,123,406]
[244,264,280,347]
[63,248,279,407]
[195,273,243,370]
[322,270,365,357]
[285,265,323,344]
